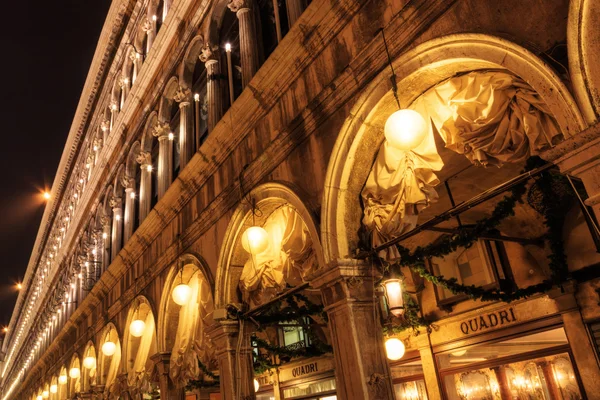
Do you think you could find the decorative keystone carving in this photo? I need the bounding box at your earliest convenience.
[228,0,252,13]
[173,86,191,103]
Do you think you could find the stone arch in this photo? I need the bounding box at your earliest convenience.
[67,353,81,398]
[321,33,587,264]
[123,296,158,388]
[113,165,126,199]
[205,0,231,47]
[157,76,179,123]
[141,111,158,153]
[126,142,141,180]
[215,181,324,308]
[568,0,600,124]
[97,322,122,393]
[81,341,97,392]
[157,252,214,352]
[180,35,205,89]
[57,366,68,400]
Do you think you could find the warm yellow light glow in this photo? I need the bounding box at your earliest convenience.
[69,367,80,379]
[146,164,153,172]
[58,375,68,385]
[384,109,427,151]
[130,191,136,199]
[42,390,49,398]
[43,191,51,200]
[152,14,157,21]
[16,283,22,290]
[2,327,7,333]
[385,337,405,360]
[102,232,108,239]
[116,214,121,221]
[102,341,116,357]
[130,319,146,337]
[194,93,200,102]
[168,132,174,141]
[50,384,57,393]
[225,43,231,52]
[37,396,42,400]
[451,349,467,357]
[172,284,192,306]
[383,278,404,317]
[254,378,260,392]
[241,226,269,254]
[83,356,96,369]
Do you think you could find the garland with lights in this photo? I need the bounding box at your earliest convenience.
[228,292,332,374]
[185,359,220,391]
[375,157,574,305]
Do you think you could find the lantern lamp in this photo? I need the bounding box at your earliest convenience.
[58,374,68,385]
[130,319,146,337]
[384,109,427,151]
[50,384,58,394]
[254,378,260,392]
[83,356,96,369]
[172,283,192,306]
[382,278,404,317]
[385,337,405,361]
[241,226,269,255]
[102,341,117,357]
[69,367,80,379]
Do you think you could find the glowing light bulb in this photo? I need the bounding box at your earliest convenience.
[116,214,121,221]
[69,367,80,379]
[146,164,153,172]
[130,191,136,199]
[384,109,427,151]
[83,356,96,369]
[43,391,49,398]
[102,341,116,357]
[58,375,67,384]
[241,226,269,254]
[50,384,57,393]
[254,378,260,392]
[383,278,404,317]
[194,93,200,102]
[16,283,22,290]
[102,232,108,239]
[168,132,174,141]
[225,43,231,52]
[130,319,146,337]
[43,192,51,200]
[152,14,157,21]
[385,337,405,360]
[172,284,192,306]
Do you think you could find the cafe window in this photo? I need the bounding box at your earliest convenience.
[390,353,428,400]
[429,239,513,305]
[282,377,336,399]
[437,327,584,399]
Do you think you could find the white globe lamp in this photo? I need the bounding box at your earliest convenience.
[102,341,117,357]
[50,384,58,394]
[241,226,269,254]
[385,337,406,361]
[58,375,68,385]
[42,391,49,398]
[83,356,96,369]
[130,319,146,337]
[69,367,80,379]
[384,109,427,151]
[172,284,192,306]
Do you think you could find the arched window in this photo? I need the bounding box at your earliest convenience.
[219,10,243,109]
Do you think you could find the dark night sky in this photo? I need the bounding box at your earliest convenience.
[0,1,112,330]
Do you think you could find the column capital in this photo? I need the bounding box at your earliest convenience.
[173,86,191,103]
[200,43,220,64]
[228,0,252,13]
[152,121,170,138]
[136,150,152,166]
[109,196,123,209]
[310,259,376,308]
[141,18,153,33]
[120,174,133,189]
[100,119,110,132]
[150,351,172,374]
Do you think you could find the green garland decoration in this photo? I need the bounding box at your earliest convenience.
[382,295,428,336]
[184,359,220,391]
[378,157,573,304]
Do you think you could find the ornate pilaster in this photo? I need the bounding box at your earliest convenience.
[153,121,172,199]
[109,196,123,262]
[207,320,256,400]
[228,0,260,88]
[150,352,183,399]
[122,173,136,243]
[174,85,194,169]
[311,261,395,399]
[136,150,152,221]
[200,43,224,131]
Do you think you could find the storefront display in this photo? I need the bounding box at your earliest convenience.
[437,327,584,399]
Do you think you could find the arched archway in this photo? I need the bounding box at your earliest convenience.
[97,323,122,397]
[322,33,586,264]
[157,253,217,388]
[67,354,81,398]
[215,182,325,308]
[57,366,68,400]
[124,296,158,395]
[81,342,97,393]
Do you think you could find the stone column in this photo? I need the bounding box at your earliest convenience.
[119,75,130,109]
[200,44,223,131]
[123,175,136,243]
[143,18,155,54]
[110,102,119,131]
[110,197,123,261]
[548,282,600,397]
[153,121,172,199]
[311,262,395,399]
[136,151,152,222]
[491,366,512,400]
[174,86,194,169]
[538,361,562,400]
[415,334,443,400]
[228,0,260,88]
[151,352,183,400]
[101,215,111,270]
[207,320,256,400]
[286,0,305,27]
[101,120,110,142]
